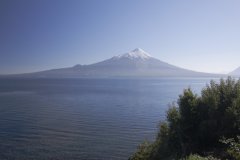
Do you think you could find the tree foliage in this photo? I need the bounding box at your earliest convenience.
[130,77,240,160]
[220,136,240,159]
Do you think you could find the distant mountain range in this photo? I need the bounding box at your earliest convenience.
[3,48,223,78]
[229,67,240,76]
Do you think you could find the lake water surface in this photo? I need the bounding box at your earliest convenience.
[0,78,215,160]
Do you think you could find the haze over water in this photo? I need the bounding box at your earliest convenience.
[0,78,213,160]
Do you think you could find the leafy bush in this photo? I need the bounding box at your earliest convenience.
[220,136,240,159]
[185,154,219,160]
[129,141,153,160]
[130,77,240,160]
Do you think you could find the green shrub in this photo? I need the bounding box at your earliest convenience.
[130,77,240,160]
[186,154,219,160]
[220,136,240,159]
[186,154,208,160]
[129,141,153,160]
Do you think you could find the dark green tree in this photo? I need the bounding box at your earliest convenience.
[130,77,240,160]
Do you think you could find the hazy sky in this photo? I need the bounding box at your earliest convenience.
[1,0,240,74]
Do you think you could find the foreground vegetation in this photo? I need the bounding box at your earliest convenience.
[129,77,240,160]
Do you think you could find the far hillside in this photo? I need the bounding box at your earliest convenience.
[1,48,222,78]
[229,67,240,76]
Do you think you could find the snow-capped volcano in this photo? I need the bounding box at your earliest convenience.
[8,48,218,78]
[114,48,151,60]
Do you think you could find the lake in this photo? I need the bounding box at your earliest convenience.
[0,78,215,160]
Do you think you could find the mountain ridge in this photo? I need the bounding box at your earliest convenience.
[1,48,223,78]
[229,67,240,76]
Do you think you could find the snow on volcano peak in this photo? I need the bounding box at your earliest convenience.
[114,48,152,60]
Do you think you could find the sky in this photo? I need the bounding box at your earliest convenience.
[1,0,240,74]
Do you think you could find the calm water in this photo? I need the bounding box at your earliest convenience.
[0,78,214,160]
